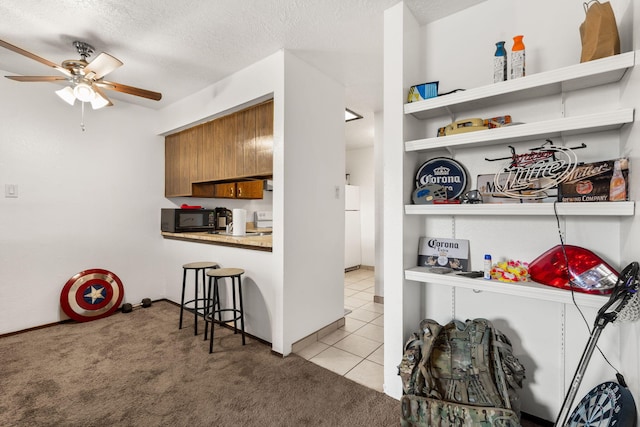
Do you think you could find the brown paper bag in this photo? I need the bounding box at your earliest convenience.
[579,1,621,62]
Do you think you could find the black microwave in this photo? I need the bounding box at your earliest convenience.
[161,208,217,232]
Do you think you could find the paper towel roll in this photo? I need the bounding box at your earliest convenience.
[232,209,247,235]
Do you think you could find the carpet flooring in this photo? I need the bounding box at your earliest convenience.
[0,301,399,426]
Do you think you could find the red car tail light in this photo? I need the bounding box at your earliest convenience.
[529,245,619,295]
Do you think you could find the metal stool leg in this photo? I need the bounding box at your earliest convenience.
[204,274,212,340]
[209,277,219,354]
[237,274,246,345]
[199,268,208,334]
[204,275,221,341]
[231,276,238,334]
[214,283,220,322]
[193,268,200,335]
[179,268,187,329]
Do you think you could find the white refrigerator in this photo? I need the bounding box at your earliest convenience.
[344,185,362,270]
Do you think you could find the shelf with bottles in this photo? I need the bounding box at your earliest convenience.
[404,266,608,308]
[405,201,635,216]
[404,51,635,121]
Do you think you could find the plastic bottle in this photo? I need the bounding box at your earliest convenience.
[511,35,525,79]
[494,41,507,83]
[483,254,492,280]
[609,159,626,201]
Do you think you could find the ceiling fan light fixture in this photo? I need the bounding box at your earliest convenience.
[90,91,110,110]
[55,86,76,106]
[73,82,95,102]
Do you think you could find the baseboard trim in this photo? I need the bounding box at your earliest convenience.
[291,317,346,354]
[521,412,553,426]
[1,298,272,350]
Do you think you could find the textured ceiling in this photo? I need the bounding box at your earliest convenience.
[0,0,485,147]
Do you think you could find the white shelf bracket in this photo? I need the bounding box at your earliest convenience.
[445,106,455,123]
[560,90,566,118]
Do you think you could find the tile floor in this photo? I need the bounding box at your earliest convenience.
[295,268,384,392]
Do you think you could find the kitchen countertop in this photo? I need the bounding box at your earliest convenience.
[161,230,272,252]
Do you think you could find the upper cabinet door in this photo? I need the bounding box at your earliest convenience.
[164,126,200,197]
[236,105,257,177]
[198,120,216,183]
[255,100,274,176]
[217,114,237,180]
[164,133,182,197]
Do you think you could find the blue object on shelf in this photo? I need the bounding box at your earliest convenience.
[408,81,438,102]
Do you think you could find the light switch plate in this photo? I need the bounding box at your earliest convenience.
[5,184,18,198]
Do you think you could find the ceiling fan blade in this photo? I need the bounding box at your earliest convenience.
[0,39,72,77]
[5,75,68,82]
[96,80,162,101]
[84,52,123,80]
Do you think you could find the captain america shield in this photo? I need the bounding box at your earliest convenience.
[60,269,124,322]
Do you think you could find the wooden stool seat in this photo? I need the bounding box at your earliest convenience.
[183,261,219,270]
[206,267,244,278]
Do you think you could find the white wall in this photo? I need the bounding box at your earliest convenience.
[383,2,422,399]
[156,50,345,355]
[383,0,640,420]
[280,51,345,353]
[346,146,375,267]
[0,73,166,334]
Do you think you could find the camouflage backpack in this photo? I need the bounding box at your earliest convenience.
[398,318,526,427]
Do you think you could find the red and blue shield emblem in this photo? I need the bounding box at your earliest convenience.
[60,269,124,322]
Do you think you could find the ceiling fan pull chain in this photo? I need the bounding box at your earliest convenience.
[80,101,86,131]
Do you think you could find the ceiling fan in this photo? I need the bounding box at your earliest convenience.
[0,38,162,110]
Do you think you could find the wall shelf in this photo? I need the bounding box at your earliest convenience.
[405,109,634,153]
[405,201,635,216]
[404,51,635,120]
[405,266,608,308]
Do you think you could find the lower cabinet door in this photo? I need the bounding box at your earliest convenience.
[236,181,264,199]
[213,181,263,199]
[214,183,235,198]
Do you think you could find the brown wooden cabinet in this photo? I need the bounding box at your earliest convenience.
[213,182,236,198]
[237,181,264,199]
[197,120,216,183]
[255,100,274,176]
[164,126,201,197]
[235,106,257,177]
[213,180,263,199]
[165,99,273,198]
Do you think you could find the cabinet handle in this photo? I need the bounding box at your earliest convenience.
[238,186,242,197]
[230,187,234,197]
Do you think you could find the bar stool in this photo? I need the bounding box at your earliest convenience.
[204,268,246,353]
[179,262,219,335]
